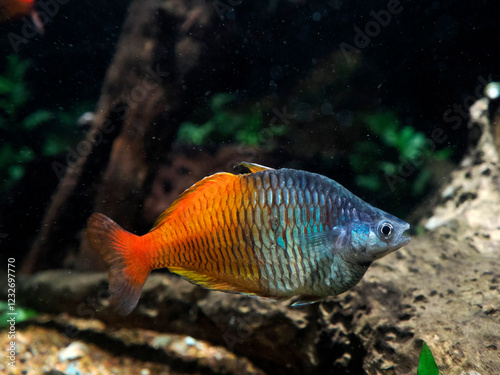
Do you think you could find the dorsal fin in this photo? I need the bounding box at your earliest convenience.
[150,172,236,231]
[234,161,274,174]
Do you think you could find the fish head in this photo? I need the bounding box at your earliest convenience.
[347,210,410,264]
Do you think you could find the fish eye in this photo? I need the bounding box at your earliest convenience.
[379,222,393,238]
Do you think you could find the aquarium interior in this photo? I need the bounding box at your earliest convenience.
[0,0,499,374]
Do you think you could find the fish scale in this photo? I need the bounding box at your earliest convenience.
[87,162,411,315]
[255,171,316,293]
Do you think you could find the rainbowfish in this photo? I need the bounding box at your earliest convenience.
[87,162,410,315]
[0,0,44,34]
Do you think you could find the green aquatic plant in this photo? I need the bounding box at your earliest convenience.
[0,54,87,192]
[350,111,452,197]
[0,301,38,327]
[176,93,272,146]
[417,341,439,375]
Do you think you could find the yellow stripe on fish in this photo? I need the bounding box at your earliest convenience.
[87,162,411,315]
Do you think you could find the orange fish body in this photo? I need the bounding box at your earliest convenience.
[0,0,33,20]
[88,162,410,315]
[0,0,44,34]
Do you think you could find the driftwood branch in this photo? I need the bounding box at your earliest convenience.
[25,0,221,273]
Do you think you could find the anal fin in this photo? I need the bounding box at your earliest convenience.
[169,267,238,292]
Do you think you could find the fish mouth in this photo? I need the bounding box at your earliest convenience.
[399,223,411,246]
[400,235,411,246]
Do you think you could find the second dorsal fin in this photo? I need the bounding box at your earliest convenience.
[234,161,274,174]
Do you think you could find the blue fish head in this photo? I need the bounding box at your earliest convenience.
[348,210,410,263]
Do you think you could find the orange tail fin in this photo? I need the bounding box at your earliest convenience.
[87,213,151,315]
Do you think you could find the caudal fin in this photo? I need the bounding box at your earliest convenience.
[87,213,150,315]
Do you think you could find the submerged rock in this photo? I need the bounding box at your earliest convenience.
[11,240,500,375]
[58,341,89,361]
[424,98,500,254]
[11,95,500,374]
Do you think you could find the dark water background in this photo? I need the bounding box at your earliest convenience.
[0,0,498,277]
[0,2,499,372]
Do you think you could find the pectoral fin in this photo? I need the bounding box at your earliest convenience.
[300,227,346,256]
[290,295,322,307]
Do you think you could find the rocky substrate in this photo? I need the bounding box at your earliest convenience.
[0,313,263,375]
[6,97,500,374]
[5,223,500,375]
